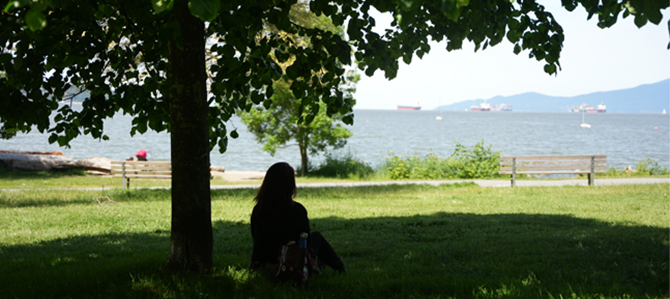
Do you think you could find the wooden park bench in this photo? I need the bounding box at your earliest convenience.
[111,161,224,189]
[111,160,172,189]
[499,155,607,187]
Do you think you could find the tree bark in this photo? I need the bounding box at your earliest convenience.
[297,130,308,176]
[166,1,213,273]
[300,143,308,176]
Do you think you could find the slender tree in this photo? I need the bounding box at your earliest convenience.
[1,0,666,273]
[240,77,357,176]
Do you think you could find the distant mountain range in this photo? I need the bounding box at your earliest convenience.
[436,79,669,113]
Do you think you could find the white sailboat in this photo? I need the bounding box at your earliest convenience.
[436,98,443,120]
[663,109,666,114]
[579,111,591,128]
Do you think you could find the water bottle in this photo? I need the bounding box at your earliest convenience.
[299,232,308,248]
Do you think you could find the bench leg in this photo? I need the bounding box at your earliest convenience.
[588,173,594,186]
[511,174,516,187]
[126,178,130,189]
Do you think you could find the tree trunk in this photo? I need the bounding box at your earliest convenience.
[166,1,213,273]
[300,145,308,176]
[298,135,308,176]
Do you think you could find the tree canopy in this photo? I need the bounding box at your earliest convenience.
[1,0,667,273]
[2,0,667,144]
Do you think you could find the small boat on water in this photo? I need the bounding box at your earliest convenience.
[579,111,591,128]
[436,99,443,120]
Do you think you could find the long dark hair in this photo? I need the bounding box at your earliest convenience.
[254,162,297,226]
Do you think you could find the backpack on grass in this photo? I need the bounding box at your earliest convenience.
[274,243,317,287]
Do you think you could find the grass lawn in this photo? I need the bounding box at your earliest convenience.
[0,175,668,298]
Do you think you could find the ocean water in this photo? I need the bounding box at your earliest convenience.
[2,110,668,171]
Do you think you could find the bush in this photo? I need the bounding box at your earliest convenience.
[635,158,669,175]
[384,140,501,180]
[606,166,621,176]
[384,153,453,179]
[449,140,501,179]
[308,152,375,179]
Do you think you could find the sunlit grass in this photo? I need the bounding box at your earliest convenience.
[1,163,667,191]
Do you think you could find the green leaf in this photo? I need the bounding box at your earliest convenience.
[648,10,663,25]
[266,85,274,99]
[633,15,647,28]
[263,99,273,109]
[342,114,354,125]
[188,0,219,22]
[251,91,264,104]
[440,0,453,11]
[230,129,239,139]
[151,0,173,13]
[543,63,556,75]
[562,0,576,12]
[304,113,315,125]
[26,8,47,31]
[402,53,412,64]
[4,0,29,12]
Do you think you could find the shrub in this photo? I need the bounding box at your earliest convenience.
[449,140,501,179]
[635,158,669,175]
[383,140,501,180]
[606,166,621,176]
[308,152,375,179]
[384,153,453,179]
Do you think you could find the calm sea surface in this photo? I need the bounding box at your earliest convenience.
[2,110,669,171]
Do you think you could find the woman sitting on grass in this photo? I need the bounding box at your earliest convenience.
[251,162,345,274]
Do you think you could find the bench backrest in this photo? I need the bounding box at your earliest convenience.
[499,155,607,175]
[110,161,172,179]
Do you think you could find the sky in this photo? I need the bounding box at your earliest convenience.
[353,2,670,110]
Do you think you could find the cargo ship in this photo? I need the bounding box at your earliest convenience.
[397,103,421,110]
[571,103,606,113]
[491,104,513,111]
[470,101,491,112]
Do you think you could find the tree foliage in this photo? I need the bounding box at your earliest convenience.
[1,0,667,146]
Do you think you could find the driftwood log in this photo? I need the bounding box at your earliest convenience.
[0,150,63,156]
[0,152,225,176]
[0,153,112,173]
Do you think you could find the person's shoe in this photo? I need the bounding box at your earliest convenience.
[334,263,346,275]
[317,259,326,271]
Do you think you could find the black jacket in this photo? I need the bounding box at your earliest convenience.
[251,201,310,266]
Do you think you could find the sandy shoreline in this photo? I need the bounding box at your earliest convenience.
[213,170,266,182]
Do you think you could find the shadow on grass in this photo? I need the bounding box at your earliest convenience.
[1,212,667,298]
[0,165,87,179]
[0,188,176,209]
[0,183,445,209]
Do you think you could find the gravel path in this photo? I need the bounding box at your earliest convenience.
[1,175,666,192]
[210,177,670,190]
